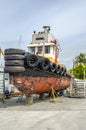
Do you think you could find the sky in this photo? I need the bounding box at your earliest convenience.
[0,0,86,69]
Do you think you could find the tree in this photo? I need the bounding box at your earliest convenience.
[75,53,86,65]
[69,53,86,79]
[73,65,86,79]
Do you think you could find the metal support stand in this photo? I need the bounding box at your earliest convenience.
[50,88,57,103]
[26,94,33,105]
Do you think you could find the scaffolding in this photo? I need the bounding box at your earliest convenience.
[69,78,86,98]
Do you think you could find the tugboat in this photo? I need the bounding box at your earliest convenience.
[4,26,71,96]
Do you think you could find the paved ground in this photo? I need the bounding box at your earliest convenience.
[0,96,86,111]
[0,96,86,130]
[0,111,86,130]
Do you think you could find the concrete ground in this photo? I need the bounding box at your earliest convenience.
[0,96,86,130]
[0,111,86,130]
[0,95,86,111]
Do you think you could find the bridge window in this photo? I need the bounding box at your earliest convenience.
[38,47,42,54]
[30,47,35,54]
[45,46,50,54]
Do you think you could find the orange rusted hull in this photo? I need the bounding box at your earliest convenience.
[12,75,71,95]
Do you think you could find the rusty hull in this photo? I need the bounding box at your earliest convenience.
[12,75,71,95]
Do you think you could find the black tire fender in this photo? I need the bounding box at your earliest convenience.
[4,66,25,73]
[63,68,67,75]
[59,67,67,75]
[56,65,61,74]
[50,62,57,72]
[5,60,24,66]
[26,54,38,68]
[39,58,50,71]
[4,48,25,55]
[5,55,25,60]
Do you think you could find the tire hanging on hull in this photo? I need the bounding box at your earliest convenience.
[38,58,50,71]
[5,60,24,66]
[26,54,39,68]
[49,62,57,72]
[55,65,61,74]
[4,66,25,73]
[4,48,25,55]
[5,55,25,60]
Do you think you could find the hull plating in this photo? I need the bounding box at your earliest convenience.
[12,75,71,95]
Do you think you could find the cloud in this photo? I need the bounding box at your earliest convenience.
[0,0,86,41]
[0,0,86,68]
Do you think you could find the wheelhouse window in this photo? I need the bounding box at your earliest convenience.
[30,47,35,54]
[45,46,50,54]
[38,46,42,54]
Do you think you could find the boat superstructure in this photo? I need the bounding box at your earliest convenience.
[27,26,60,64]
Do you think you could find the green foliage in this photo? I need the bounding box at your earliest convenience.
[75,53,86,64]
[69,53,86,79]
[73,65,86,79]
